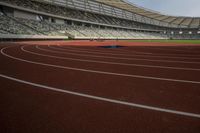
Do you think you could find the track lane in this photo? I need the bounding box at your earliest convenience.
[46,45,200,64]
[121,46,200,55]
[53,45,200,60]
[58,45,200,57]
[1,77,200,133]
[125,46,200,54]
[36,45,200,69]
[22,45,200,82]
[15,45,200,84]
[58,45,159,56]
[1,45,200,114]
[1,41,200,133]
[1,73,200,119]
[22,45,200,71]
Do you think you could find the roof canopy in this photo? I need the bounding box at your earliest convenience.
[94,0,200,28]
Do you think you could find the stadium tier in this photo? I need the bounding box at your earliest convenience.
[0,0,199,40]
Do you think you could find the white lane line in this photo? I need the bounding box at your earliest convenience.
[142,47,200,54]
[2,46,200,84]
[0,73,200,119]
[59,45,200,57]
[51,45,200,60]
[22,45,200,71]
[39,45,200,64]
[58,45,155,55]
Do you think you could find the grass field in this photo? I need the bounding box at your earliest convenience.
[126,39,200,44]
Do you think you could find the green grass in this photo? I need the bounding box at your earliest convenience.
[126,39,200,44]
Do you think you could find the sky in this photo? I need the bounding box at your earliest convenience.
[128,0,200,17]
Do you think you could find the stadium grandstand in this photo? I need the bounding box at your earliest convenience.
[0,0,200,40]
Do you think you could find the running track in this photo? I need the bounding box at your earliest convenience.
[1,40,200,133]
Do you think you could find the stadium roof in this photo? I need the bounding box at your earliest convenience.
[94,0,200,28]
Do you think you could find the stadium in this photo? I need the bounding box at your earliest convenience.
[0,0,200,133]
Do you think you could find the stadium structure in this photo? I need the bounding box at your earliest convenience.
[0,0,200,40]
[1,1,200,132]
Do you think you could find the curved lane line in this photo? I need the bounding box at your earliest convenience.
[58,44,200,57]
[42,45,200,64]
[138,47,200,54]
[0,73,200,119]
[58,45,155,55]
[2,45,200,84]
[51,45,200,60]
[22,45,200,71]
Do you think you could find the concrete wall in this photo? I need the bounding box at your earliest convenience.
[56,19,65,24]
[14,10,37,20]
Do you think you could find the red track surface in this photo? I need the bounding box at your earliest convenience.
[1,40,200,133]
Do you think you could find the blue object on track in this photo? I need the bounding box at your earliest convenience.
[98,45,125,49]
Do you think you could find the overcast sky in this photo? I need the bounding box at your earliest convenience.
[128,0,200,17]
